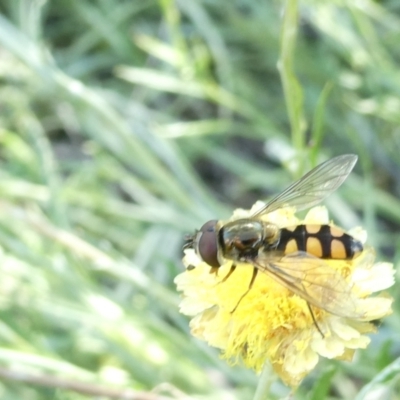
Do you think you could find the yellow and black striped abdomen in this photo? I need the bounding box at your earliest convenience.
[276,224,363,259]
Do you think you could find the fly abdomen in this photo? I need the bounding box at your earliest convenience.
[276,224,363,260]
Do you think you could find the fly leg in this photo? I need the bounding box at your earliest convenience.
[230,267,258,313]
[212,264,236,282]
[307,302,324,338]
[221,264,236,282]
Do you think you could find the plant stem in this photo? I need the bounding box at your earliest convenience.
[253,363,276,400]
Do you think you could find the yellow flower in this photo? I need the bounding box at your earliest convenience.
[175,204,394,387]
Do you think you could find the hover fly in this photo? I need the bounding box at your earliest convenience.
[184,154,367,321]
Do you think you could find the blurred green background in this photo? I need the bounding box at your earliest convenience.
[0,0,399,399]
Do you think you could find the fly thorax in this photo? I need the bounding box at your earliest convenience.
[220,219,265,261]
[262,223,281,250]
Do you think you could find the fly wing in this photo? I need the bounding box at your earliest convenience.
[254,250,366,319]
[252,154,357,217]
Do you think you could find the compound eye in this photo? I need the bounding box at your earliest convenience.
[196,220,220,268]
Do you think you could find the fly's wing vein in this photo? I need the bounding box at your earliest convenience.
[252,154,357,216]
[254,251,363,318]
